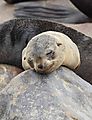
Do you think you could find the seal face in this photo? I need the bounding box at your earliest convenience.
[22,31,80,73]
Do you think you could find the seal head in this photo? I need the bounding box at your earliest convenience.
[22,31,80,73]
[22,33,65,73]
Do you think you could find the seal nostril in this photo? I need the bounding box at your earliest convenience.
[38,64,43,69]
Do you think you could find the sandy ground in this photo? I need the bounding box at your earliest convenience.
[0,0,92,38]
[0,0,15,23]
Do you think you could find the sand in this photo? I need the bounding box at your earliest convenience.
[0,0,15,23]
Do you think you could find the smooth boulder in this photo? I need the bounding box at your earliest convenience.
[0,64,23,91]
[0,67,92,120]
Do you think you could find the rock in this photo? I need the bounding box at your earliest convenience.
[0,67,92,120]
[0,64,23,91]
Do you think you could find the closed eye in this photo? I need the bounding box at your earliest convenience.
[46,50,55,60]
[57,43,62,46]
[46,50,53,56]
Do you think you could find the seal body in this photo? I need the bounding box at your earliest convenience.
[0,18,91,83]
[70,0,92,18]
[22,31,80,73]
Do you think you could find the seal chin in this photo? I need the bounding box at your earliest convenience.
[35,68,49,74]
[35,70,47,74]
[35,62,54,74]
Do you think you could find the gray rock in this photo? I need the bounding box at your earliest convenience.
[0,67,92,120]
[0,64,23,91]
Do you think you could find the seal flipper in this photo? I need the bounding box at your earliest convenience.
[14,2,89,24]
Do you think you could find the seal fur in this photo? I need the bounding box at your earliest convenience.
[22,31,80,73]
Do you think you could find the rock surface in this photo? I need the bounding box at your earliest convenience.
[0,67,92,120]
[0,64,23,91]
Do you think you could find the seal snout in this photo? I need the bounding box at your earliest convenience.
[38,64,44,69]
[35,63,47,73]
[37,62,47,71]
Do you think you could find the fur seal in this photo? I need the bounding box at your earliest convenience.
[4,0,90,23]
[4,0,92,17]
[22,31,80,73]
[70,0,92,18]
[0,18,92,83]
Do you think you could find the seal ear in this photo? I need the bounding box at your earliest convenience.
[56,42,62,47]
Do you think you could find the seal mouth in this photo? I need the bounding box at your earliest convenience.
[35,62,54,74]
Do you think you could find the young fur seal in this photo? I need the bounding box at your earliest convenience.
[22,31,80,73]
